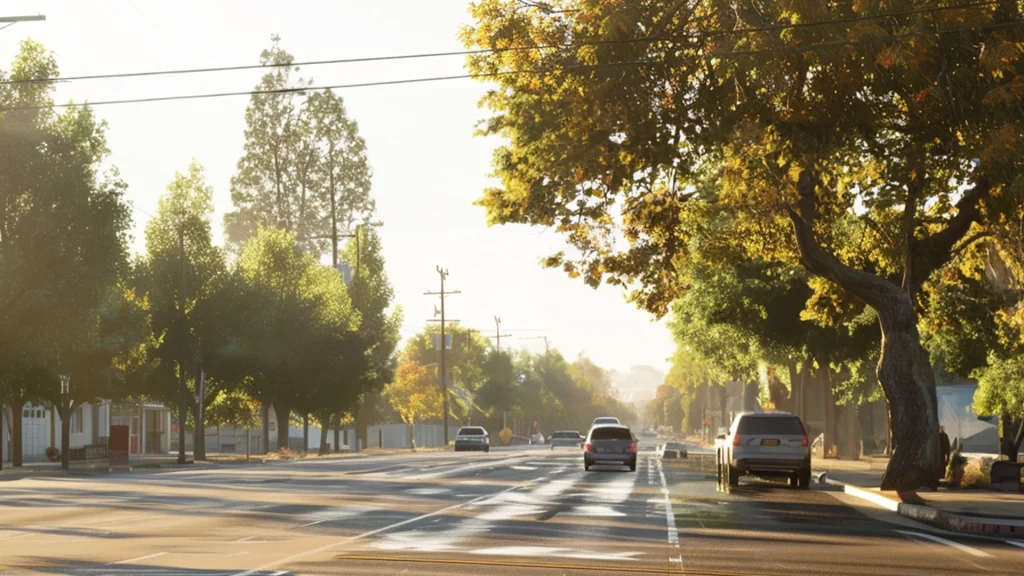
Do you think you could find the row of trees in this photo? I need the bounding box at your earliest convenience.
[385,325,636,445]
[464,0,1024,489]
[0,38,399,466]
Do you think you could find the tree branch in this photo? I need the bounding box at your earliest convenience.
[911,178,992,286]
[787,171,910,317]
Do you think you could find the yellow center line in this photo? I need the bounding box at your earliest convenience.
[334,554,784,575]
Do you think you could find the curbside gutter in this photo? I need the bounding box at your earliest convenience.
[824,476,1024,539]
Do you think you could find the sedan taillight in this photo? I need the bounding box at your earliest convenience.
[584,443,594,453]
[801,436,808,447]
[630,442,638,454]
[732,435,742,447]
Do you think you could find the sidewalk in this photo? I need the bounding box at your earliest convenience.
[815,455,1024,539]
[1,455,194,479]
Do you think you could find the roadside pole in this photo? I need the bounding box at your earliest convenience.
[425,267,460,445]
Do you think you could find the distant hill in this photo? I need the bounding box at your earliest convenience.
[611,366,666,406]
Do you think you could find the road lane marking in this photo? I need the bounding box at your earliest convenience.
[657,458,679,546]
[895,529,993,558]
[230,479,530,575]
[109,552,167,564]
[1006,540,1024,549]
[469,545,640,561]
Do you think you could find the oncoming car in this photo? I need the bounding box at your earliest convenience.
[717,412,810,489]
[591,416,620,427]
[454,426,490,452]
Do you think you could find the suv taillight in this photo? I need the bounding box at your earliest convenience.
[801,436,808,447]
[732,435,742,447]
[630,442,638,454]
[584,443,594,453]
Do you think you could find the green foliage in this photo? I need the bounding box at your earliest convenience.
[387,355,443,426]
[225,37,373,258]
[0,39,135,412]
[974,353,1024,422]
[206,388,262,429]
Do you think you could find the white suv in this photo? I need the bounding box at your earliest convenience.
[592,416,620,426]
[717,412,811,489]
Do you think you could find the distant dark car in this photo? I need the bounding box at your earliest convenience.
[584,425,638,472]
[662,442,687,459]
[549,430,583,450]
[454,426,490,452]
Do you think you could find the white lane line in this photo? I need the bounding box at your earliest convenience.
[235,536,256,542]
[1006,540,1024,549]
[657,458,679,546]
[895,529,993,558]
[230,481,529,576]
[109,552,168,564]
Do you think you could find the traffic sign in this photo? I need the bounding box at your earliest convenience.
[433,334,453,350]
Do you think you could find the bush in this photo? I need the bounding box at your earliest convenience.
[946,446,968,483]
[45,447,61,462]
[961,457,994,488]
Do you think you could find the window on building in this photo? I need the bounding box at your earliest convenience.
[71,406,84,434]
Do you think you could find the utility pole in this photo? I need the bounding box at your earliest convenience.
[425,267,461,444]
[486,316,511,352]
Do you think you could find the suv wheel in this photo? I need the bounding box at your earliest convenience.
[797,468,811,489]
[728,464,740,486]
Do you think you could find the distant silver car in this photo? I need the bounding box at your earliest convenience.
[529,432,545,445]
[592,416,620,426]
[662,441,687,459]
[549,430,583,450]
[454,426,490,452]
[717,412,810,488]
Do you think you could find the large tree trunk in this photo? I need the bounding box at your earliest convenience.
[332,414,341,453]
[788,178,941,490]
[261,404,270,454]
[275,404,291,453]
[302,414,309,454]
[12,396,22,467]
[177,401,187,465]
[821,365,837,459]
[318,416,329,455]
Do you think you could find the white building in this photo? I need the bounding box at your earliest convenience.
[1,401,171,464]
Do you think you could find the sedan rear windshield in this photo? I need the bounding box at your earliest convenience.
[737,417,805,436]
[458,428,485,436]
[552,432,580,439]
[590,427,633,440]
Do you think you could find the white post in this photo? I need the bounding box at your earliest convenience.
[141,408,147,455]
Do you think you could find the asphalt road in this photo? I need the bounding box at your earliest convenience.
[1,439,1021,575]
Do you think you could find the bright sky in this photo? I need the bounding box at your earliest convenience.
[1,1,675,374]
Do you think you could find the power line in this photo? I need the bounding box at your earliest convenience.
[4,16,1021,114]
[0,1,1001,87]
[0,61,651,112]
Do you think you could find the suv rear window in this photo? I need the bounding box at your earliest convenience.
[737,416,805,436]
[553,432,580,439]
[590,427,633,440]
[458,428,485,436]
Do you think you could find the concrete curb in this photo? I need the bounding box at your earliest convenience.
[823,476,1024,539]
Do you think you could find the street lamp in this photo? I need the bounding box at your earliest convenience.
[58,373,71,471]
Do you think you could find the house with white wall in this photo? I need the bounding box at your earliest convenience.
[1,400,171,463]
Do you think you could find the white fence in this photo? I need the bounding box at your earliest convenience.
[350,421,455,450]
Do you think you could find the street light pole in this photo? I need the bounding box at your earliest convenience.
[59,373,71,472]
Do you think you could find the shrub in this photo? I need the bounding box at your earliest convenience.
[946,446,968,483]
[961,457,994,488]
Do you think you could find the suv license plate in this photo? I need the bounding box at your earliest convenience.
[760,439,780,446]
